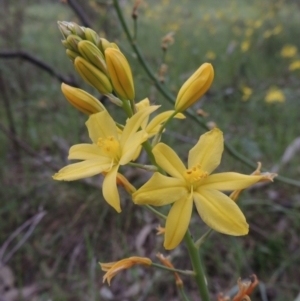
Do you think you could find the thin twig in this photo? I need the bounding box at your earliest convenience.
[0,122,60,171]
[112,0,300,188]
[66,0,92,27]
[0,50,77,86]
[0,211,47,264]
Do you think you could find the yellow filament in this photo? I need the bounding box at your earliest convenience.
[97,136,120,158]
[184,164,208,184]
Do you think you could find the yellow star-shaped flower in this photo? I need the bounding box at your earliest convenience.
[53,107,157,212]
[133,128,268,250]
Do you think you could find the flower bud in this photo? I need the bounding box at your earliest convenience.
[66,34,82,52]
[98,38,112,53]
[61,83,105,115]
[66,49,79,62]
[175,63,214,112]
[57,21,71,39]
[70,22,85,38]
[105,48,135,101]
[84,28,99,45]
[78,40,107,74]
[74,57,113,95]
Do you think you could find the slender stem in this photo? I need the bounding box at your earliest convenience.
[194,229,214,249]
[112,0,300,188]
[129,98,136,114]
[122,99,133,117]
[142,140,164,173]
[152,110,177,146]
[144,205,167,220]
[151,262,194,276]
[178,287,192,301]
[128,162,158,171]
[184,230,211,301]
[133,18,138,41]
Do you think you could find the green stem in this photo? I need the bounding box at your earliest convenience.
[184,230,211,301]
[194,229,214,249]
[152,110,178,146]
[128,162,158,171]
[144,205,167,220]
[178,286,192,301]
[122,99,133,117]
[151,262,194,276]
[133,18,138,41]
[112,0,300,188]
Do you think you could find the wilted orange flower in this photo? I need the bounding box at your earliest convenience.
[100,256,152,285]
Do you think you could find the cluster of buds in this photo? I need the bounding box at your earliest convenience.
[58,21,215,114]
[58,21,134,102]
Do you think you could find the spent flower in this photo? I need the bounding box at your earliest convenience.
[100,256,152,285]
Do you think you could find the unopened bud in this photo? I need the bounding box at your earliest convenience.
[70,22,85,38]
[74,57,112,95]
[175,63,214,112]
[110,43,120,50]
[105,48,135,101]
[66,34,82,52]
[61,83,105,115]
[57,21,72,39]
[66,49,79,62]
[98,38,112,53]
[84,28,99,45]
[78,40,107,74]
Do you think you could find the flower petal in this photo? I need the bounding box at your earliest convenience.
[120,106,159,148]
[194,189,248,236]
[188,128,223,174]
[146,110,185,137]
[133,173,187,206]
[120,131,148,165]
[86,111,118,143]
[103,165,121,212]
[152,143,186,179]
[164,194,193,250]
[53,160,111,181]
[69,144,110,160]
[199,172,264,191]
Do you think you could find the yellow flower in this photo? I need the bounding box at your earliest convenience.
[105,48,135,101]
[100,256,152,285]
[131,98,185,160]
[175,63,214,112]
[265,87,285,103]
[241,40,250,52]
[289,60,300,71]
[61,83,105,115]
[280,44,297,58]
[272,25,282,35]
[133,128,268,250]
[205,51,216,60]
[53,107,158,212]
[241,85,252,101]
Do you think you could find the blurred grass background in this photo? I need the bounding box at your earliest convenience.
[0,0,300,300]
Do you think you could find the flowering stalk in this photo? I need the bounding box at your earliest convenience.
[111,0,300,189]
[184,230,211,301]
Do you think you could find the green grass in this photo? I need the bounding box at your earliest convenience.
[1,0,300,300]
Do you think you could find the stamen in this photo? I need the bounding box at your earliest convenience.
[184,164,208,184]
[97,136,120,158]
